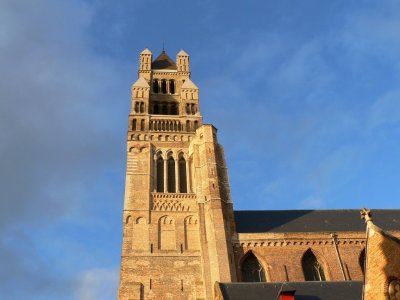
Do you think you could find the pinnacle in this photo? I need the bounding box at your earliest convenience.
[177,49,189,56]
[140,48,152,55]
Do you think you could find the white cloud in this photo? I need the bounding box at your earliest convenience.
[76,268,119,300]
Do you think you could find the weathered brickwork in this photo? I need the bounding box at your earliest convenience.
[118,49,236,300]
[118,49,400,300]
[233,232,368,282]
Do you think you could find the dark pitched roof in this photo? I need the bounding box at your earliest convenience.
[218,281,363,300]
[151,51,177,70]
[234,209,400,233]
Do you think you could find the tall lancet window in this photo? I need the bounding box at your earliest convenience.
[359,249,366,274]
[179,154,187,193]
[156,156,164,192]
[167,156,176,193]
[302,249,326,281]
[241,252,266,282]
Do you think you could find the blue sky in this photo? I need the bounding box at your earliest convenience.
[1,0,400,299]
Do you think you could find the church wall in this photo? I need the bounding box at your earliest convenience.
[233,232,369,282]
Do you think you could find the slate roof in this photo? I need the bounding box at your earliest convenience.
[217,281,363,300]
[234,209,400,233]
[151,51,177,70]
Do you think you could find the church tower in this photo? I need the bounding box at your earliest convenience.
[118,49,237,300]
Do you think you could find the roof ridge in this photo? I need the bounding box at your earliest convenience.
[151,51,177,70]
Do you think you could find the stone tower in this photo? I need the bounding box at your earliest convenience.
[118,48,237,300]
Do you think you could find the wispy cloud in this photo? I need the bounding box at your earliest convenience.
[0,0,126,298]
[76,268,119,300]
[369,90,400,128]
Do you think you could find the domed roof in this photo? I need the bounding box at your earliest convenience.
[151,51,177,70]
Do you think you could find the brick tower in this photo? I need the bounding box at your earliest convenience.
[118,48,237,300]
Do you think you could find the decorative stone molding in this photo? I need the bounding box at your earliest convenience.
[152,193,196,200]
[232,239,366,248]
[152,198,190,211]
[151,194,196,211]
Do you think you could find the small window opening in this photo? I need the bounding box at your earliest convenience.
[162,104,168,115]
[161,80,167,94]
[156,157,164,192]
[179,156,187,193]
[167,157,176,193]
[170,80,175,94]
[359,249,365,274]
[153,80,159,93]
[154,103,159,114]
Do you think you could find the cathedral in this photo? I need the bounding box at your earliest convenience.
[117,48,400,300]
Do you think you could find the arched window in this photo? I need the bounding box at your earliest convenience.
[241,252,266,282]
[186,104,190,115]
[162,104,168,115]
[158,216,176,250]
[171,104,178,115]
[186,120,191,132]
[154,103,159,114]
[140,102,145,113]
[156,156,164,192]
[167,156,176,193]
[169,80,175,94]
[153,79,159,93]
[359,249,365,274]
[194,121,198,130]
[132,119,137,130]
[135,102,139,113]
[302,249,326,281]
[161,80,167,94]
[179,155,187,193]
[140,119,145,131]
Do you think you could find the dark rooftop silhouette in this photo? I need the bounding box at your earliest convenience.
[151,51,177,70]
[234,209,400,233]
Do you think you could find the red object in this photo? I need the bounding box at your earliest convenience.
[280,290,296,300]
